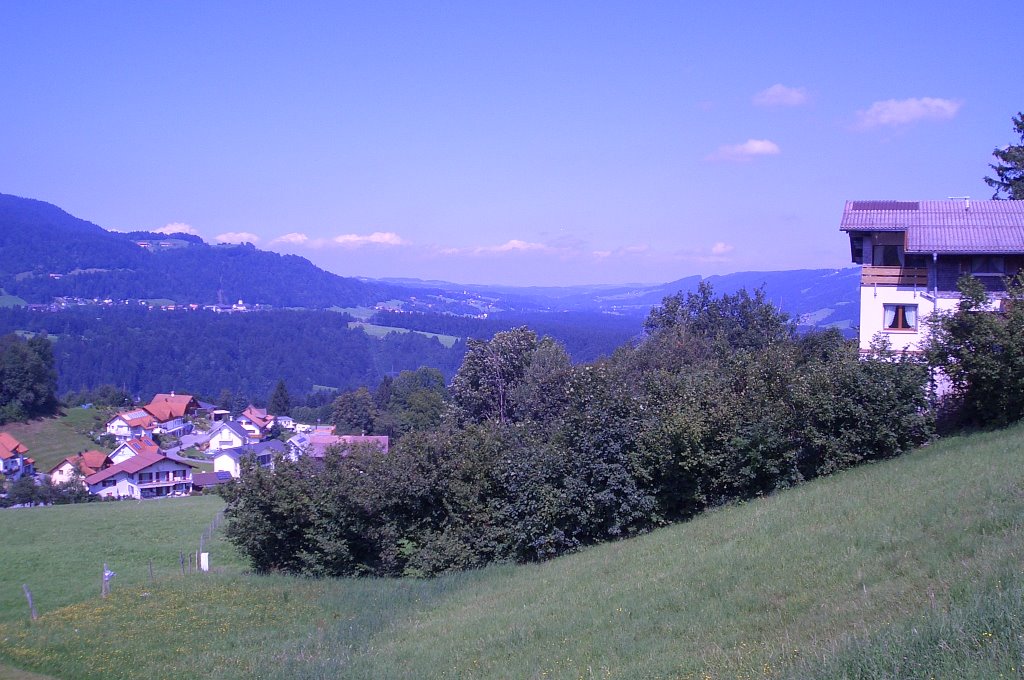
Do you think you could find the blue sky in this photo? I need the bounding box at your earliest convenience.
[1,2,1019,286]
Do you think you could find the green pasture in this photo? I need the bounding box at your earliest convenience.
[0,495,237,625]
[0,408,110,472]
[1,426,1023,678]
[0,290,26,308]
[347,321,459,348]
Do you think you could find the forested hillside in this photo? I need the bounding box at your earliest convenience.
[0,306,464,401]
[0,192,411,307]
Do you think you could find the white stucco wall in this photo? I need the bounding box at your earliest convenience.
[213,451,240,478]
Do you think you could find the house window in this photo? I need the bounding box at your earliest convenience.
[971,256,1005,276]
[873,244,904,267]
[138,472,153,483]
[884,304,917,331]
[101,479,116,488]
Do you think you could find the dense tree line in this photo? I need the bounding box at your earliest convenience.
[222,284,933,576]
[0,307,464,403]
[370,309,640,362]
[0,333,58,423]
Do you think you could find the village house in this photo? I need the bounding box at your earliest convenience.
[213,439,288,478]
[109,436,161,465]
[206,421,252,452]
[105,408,158,441]
[841,199,1024,353]
[105,392,200,442]
[286,432,389,460]
[235,405,275,440]
[48,450,112,486]
[0,432,34,482]
[85,450,196,499]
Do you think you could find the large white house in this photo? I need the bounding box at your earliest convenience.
[841,199,1024,352]
[85,451,196,499]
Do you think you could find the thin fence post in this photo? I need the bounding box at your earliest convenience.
[101,563,109,598]
[22,584,37,621]
[149,560,154,582]
[180,551,185,577]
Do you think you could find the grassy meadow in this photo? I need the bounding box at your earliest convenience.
[347,321,460,348]
[0,495,239,625]
[0,408,111,473]
[1,426,1023,678]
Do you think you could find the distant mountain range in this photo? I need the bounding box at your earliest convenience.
[0,192,859,332]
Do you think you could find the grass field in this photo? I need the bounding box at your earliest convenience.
[0,408,111,473]
[0,291,27,308]
[347,321,460,348]
[1,426,1023,678]
[0,495,237,625]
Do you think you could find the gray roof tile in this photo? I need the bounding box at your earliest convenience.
[841,200,1024,252]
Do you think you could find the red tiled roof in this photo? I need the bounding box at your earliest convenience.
[118,436,161,458]
[240,405,274,429]
[109,408,157,429]
[56,450,111,476]
[0,432,28,460]
[145,394,196,421]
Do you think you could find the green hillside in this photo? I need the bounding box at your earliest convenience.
[0,408,109,472]
[2,426,1022,678]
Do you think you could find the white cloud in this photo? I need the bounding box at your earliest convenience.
[156,222,199,236]
[711,242,734,255]
[333,231,407,248]
[753,84,808,107]
[855,97,962,129]
[441,239,554,256]
[270,232,310,245]
[215,231,260,244]
[707,139,781,162]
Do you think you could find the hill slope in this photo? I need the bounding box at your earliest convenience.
[1,425,1021,679]
[0,193,407,308]
[0,193,858,330]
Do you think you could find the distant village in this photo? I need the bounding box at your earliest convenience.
[1,392,387,502]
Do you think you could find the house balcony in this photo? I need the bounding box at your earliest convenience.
[860,266,928,287]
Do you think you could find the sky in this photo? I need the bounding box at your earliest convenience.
[1,2,1020,287]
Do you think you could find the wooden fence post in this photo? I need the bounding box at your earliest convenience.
[22,584,37,621]
[180,551,186,577]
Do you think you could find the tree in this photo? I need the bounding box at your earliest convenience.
[0,333,58,424]
[331,387,377,434]
[268,379,291,416]
[450,327,539,424]
[925,273,1024,426]
[984,112,1024,199]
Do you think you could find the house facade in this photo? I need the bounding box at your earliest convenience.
[85,451,196,499]
[213,439,287,478]
[110,436,161,465]
[0,433,34,482]
[48,450,111,486]
[206,421,251,452]
[105,408,158,441]
[841,199,1024,352]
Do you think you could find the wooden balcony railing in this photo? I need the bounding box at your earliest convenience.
[861,266,928,286]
